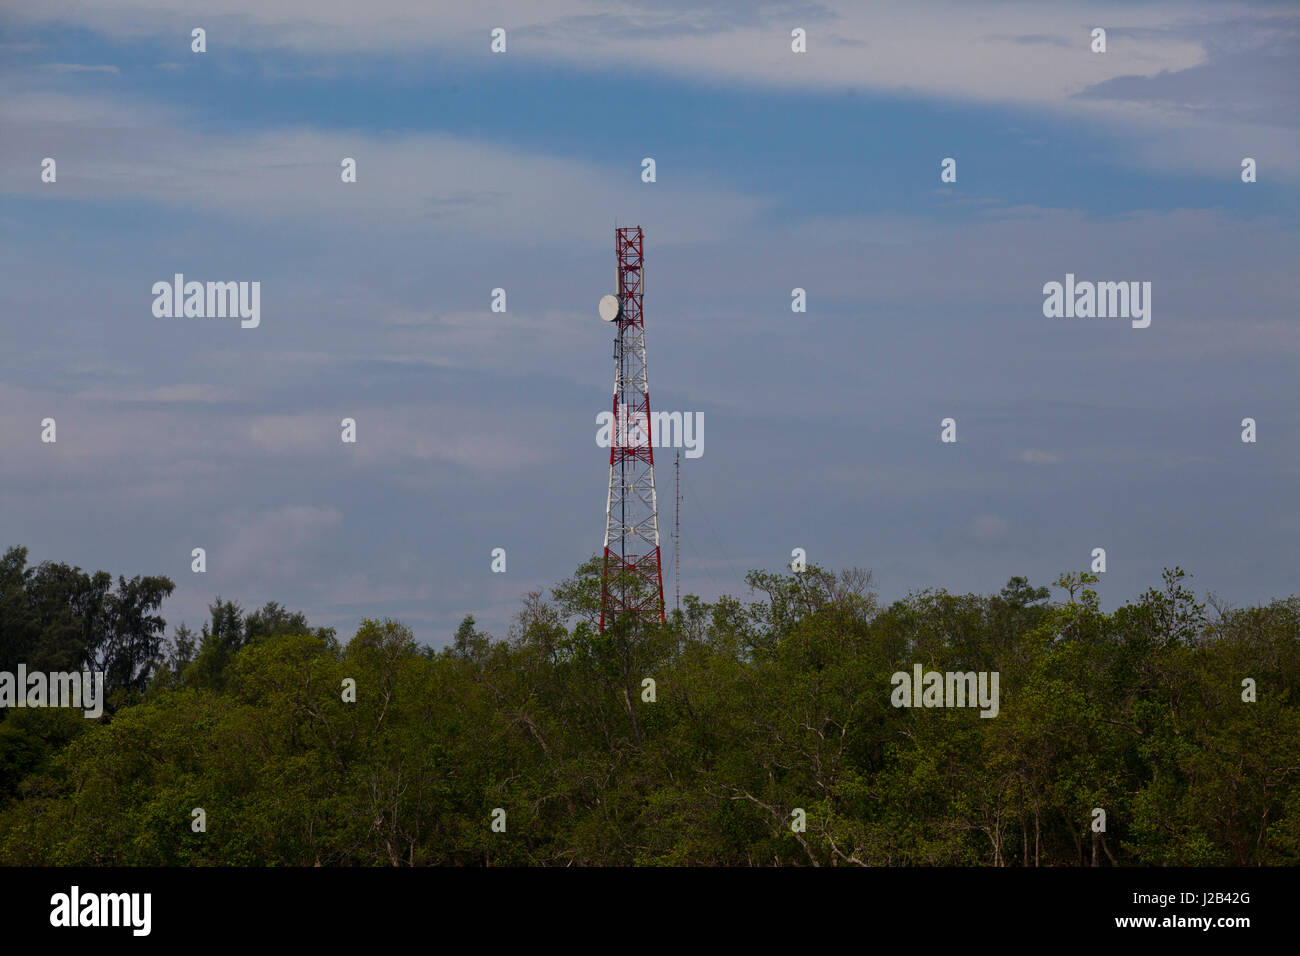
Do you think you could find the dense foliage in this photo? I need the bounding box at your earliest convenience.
[0,545,1296,866]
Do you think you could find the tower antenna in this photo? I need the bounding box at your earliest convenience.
[674,450,681,613]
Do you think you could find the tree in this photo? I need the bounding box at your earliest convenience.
[97,573,175,698]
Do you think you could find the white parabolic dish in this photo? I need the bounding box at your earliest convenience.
[598,294,620,322]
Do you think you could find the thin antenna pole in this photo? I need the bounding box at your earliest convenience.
[675,450,681,612]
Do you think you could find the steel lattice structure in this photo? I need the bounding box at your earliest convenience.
[600,226,666,631]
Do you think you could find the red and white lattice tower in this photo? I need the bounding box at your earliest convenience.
[599,226,665,632]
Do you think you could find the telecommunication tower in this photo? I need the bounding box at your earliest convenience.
[598,226,666,631]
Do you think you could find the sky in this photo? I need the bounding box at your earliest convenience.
[1,0,1297,646]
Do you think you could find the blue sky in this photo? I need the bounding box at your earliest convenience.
[2,0,1297,644]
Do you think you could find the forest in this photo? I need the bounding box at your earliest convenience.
[0,543,1296,866]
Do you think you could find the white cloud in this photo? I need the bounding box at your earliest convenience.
[0,93,764,242]
[246,406,552,472]
[10,0,1216,108]
[36,62,120,74]
[74,384,241,403]
[970,513,1010,541]
[220,504,343,576]
[1018,449,1062,465]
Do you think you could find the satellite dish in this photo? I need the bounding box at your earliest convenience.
[598,294,620,322]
